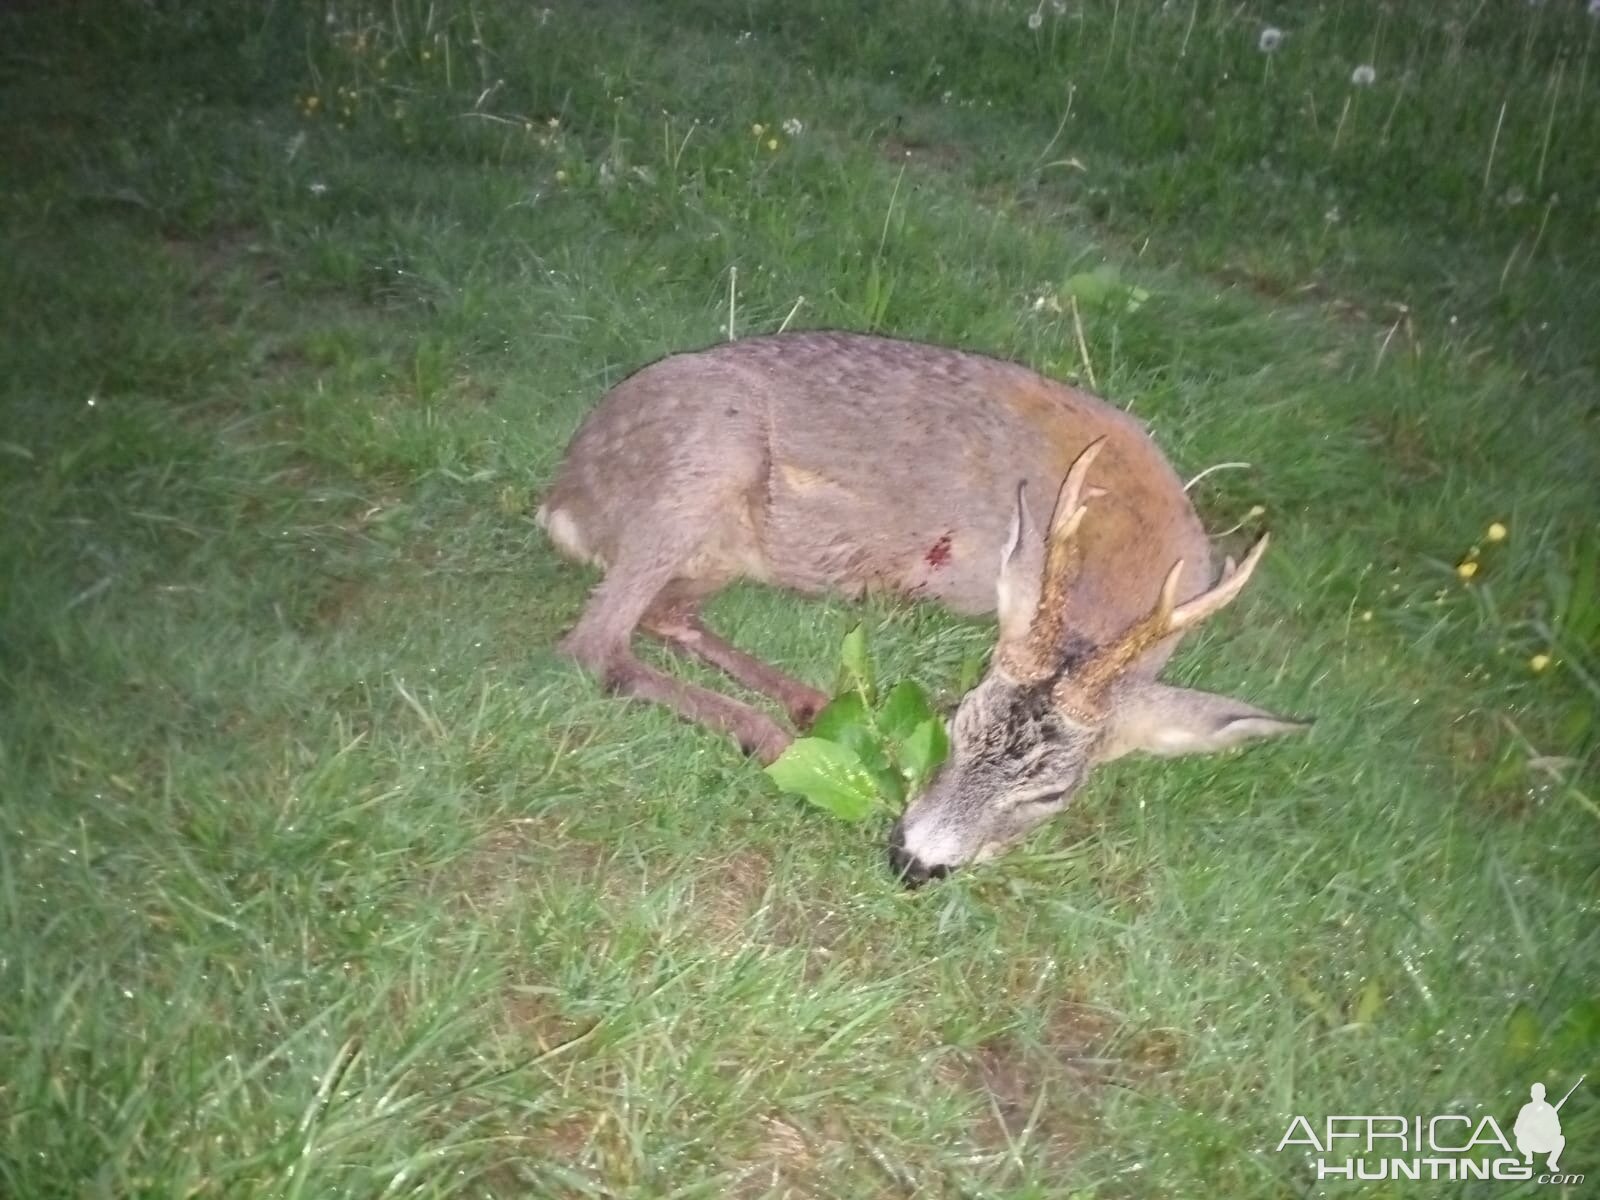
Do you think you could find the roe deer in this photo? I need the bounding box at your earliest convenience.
[538,331,1308,881]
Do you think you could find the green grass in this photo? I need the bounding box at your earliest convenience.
[2,0,1597,1195]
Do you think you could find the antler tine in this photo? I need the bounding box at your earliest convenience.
[1058,533,1272,708]
[1168,534,1269,632]
[1055,436,1104,523]
[1011,438,1105,680]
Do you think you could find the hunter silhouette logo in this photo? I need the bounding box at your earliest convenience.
[1516,1078,1582,1172]
[1275,1075,1586,1184]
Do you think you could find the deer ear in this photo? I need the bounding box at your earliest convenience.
[1095,682,1310,763]
[995,482,1044,654]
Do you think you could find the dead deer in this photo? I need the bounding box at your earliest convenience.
[538,331,1308,880]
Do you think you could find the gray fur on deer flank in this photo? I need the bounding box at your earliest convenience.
[538,330,1307,876]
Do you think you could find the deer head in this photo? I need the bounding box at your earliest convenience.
[887,439,1308,885]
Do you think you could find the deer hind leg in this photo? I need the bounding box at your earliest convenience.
[641,587,829,730]
[555,513,793,763]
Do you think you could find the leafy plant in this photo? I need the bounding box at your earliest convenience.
[1062,264,1150,315]
[764,624,951,822]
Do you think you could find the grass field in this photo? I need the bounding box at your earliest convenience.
[2,0,1598,1195]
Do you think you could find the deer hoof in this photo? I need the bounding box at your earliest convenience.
[783,686,831,730]
[741,726,794,765]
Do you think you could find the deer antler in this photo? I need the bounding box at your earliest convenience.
[1054,534,1272,712]
[998,438,1104,683]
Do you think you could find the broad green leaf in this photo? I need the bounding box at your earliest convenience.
[1064,269,1115,308]
[838,624,875,704]
[1353,978,1384,1026]
[810,690,869,742]
[1504,1002,1542,1062]
[1064,266,1148,315]
[1551,998,1600,1070]
[878,679,937,742]
[899,716,951,793]
[810,689,891,771]
[869,764,906,811]
[765,737,881,822]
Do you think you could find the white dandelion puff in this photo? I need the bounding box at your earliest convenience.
[1350,63,1377,86]
[308,181,328,196]
[1027,8,1044,31]
[1258,27,1284,53]
[781,117,804,137]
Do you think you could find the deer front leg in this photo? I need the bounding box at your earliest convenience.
[561,623,795,763]
[556,532,796,762]
[642,609,829,729]
[597,653,794,763]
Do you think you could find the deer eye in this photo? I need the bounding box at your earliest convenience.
[1007,786,1065,810]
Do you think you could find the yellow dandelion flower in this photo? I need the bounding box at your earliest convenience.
[555,169,568,183]
[1456,559,1478,580]
[1360,610,1374,622]
[306,94,321,110]
[1486,521,1508,542]
[421,49,432,61]
[1530,653,1551,673]
[767,137,779,150]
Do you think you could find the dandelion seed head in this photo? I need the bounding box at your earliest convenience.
[1351,64,1377,86]
[308,181,328,196]
[1258,27,1284,53]
[1027,9,1044,31]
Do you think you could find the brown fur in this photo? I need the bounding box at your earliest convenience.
[539,331,1214,760]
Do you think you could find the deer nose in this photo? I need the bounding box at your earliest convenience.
[887,821,950,888]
